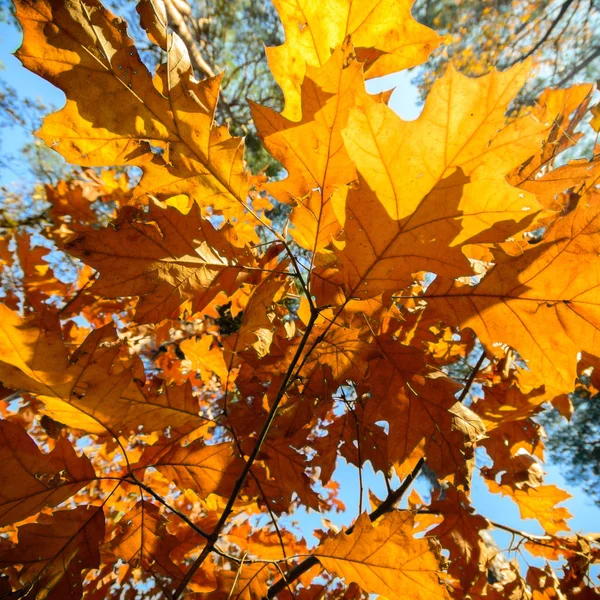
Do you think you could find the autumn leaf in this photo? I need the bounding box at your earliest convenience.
[0,306,210,434]
[324,61,548,304]
[224,274,288,359]
[268,0,441,119]
[225,521,308,561]
[314,511,450,599]
[427,204,600,396]
[0,506,105,599]
[3,0,600,598]
[15,0,249,218]
[251,43,365,254]
[108,500,186,584]
[212,561,277,600]
[363,338,485,483]
[65,199,257,323]
[255,438,322,512]
[486,481,572,535]
[0,420,95,526]
[429,487,491,592]
[133,440,243,499]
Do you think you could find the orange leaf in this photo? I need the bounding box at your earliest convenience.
[16,0,248,218]
[0,306,209,434]
[0,420,95,526]
[0,506,105,599]
[109,500,186,583]
[486,481,572,535]
[314,511,450,599]
[428,205,600,396]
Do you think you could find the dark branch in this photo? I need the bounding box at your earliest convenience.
[264,458,425,599]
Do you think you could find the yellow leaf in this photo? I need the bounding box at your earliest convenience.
[268,0,441,119]
[328,61,548,302]
[252,43,365,252]
[16,0,248,217]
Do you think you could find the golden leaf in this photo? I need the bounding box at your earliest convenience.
[268,0,441,119]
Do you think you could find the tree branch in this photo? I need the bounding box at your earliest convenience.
[510,0,575,65]
[555,45,600,87]
[164,0,215,78]
[264,457,425,599]
[172,309,320,599]
[456,350,487,403]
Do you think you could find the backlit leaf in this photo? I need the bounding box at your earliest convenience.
[0,420,95,526]
[0,506,105,599]
[314,511,449,599]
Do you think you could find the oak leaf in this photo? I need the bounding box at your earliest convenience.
[108,500,186,584]
[427,205,600,396]
[327,61,547,303]
[0,420,95,526]
[0,306,208,434]
[16,0,248,217]
[65,199,257,323]
[268,0,441,119]
[134,440,244,499]
[429,487,491,592]
[364,338,485,483]
[251,44,365,253]
[486,481,572,535]
[314,511,450,599]
[0,506,105,599]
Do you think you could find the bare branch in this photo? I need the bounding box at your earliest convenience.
[164,0,215,78]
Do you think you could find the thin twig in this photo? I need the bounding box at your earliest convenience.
[456,350,487,403]
[509,0,575,65]
[58,272,98,315]
[126,474,212,541]
[172,309,320,599]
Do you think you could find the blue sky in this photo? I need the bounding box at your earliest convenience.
[1,14,599,561]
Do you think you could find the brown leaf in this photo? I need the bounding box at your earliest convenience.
[429,487,491,592]
[0,420,95,526]
[109,500,186,584]
[134,441,243,499]
[0,506,105,599]
[65,199,257,323]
